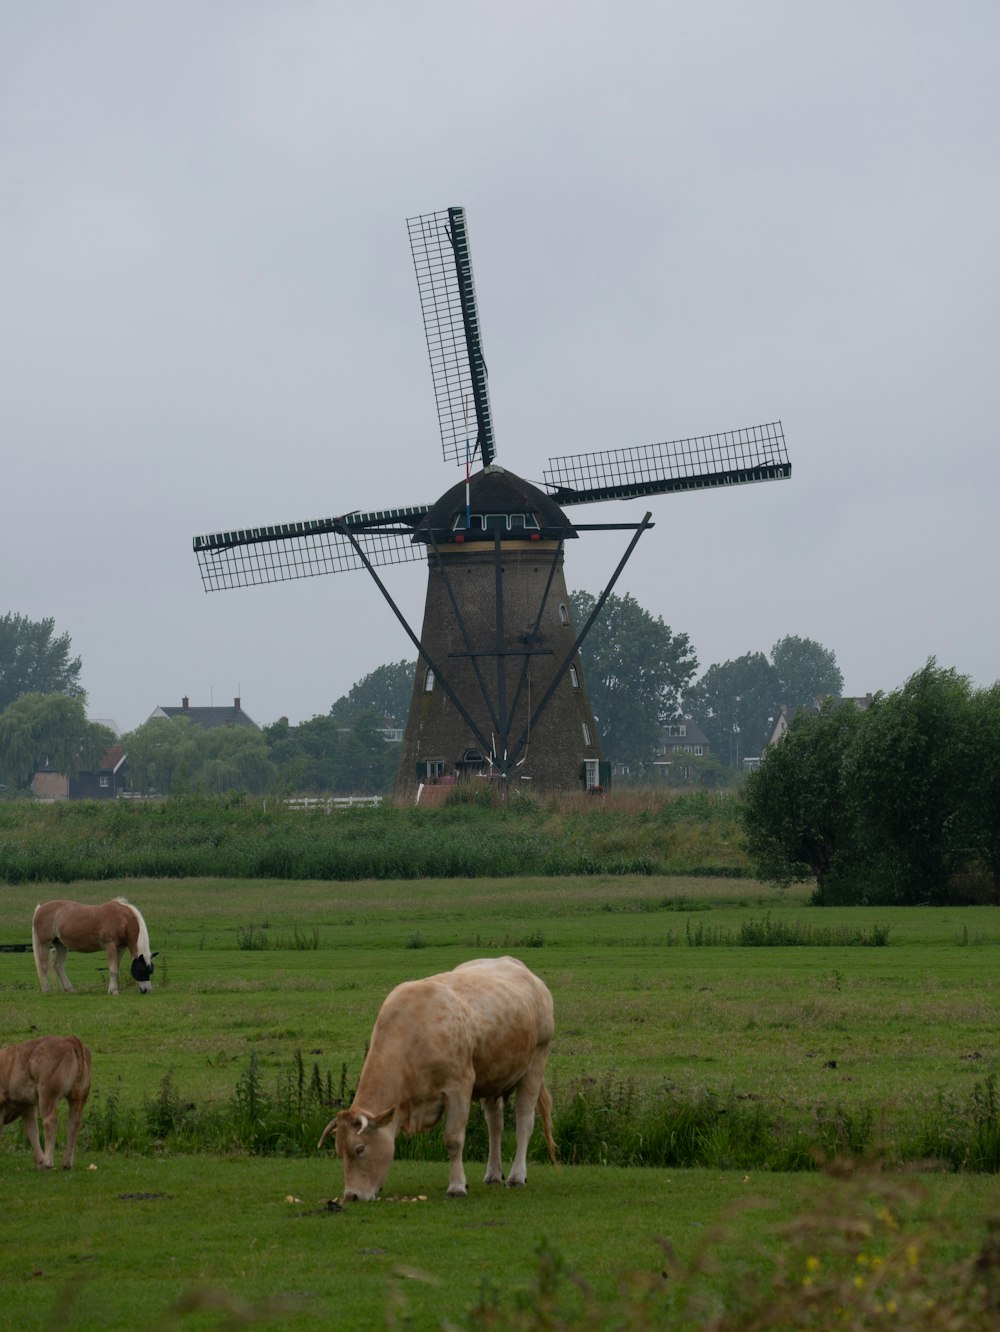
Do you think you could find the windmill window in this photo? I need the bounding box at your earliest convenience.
[558,604,570,626]
[451,512,540,532]
[582,722,592,746]
[569,665,579,689]
[423,668,435,692]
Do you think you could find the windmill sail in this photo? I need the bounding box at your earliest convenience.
[193,504,430,591]
[407,207,496,468]
[543,421,789,505]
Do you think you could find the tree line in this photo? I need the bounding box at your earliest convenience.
[0,614,410,797]
[742,661,1000,905]
[569,591,844,775]
[0,603,848,794]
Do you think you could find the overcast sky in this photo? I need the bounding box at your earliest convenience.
[3,1,998,733]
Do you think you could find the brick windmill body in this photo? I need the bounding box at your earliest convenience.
[193,208,791,800]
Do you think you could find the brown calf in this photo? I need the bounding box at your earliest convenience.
[0,1036,92,1168]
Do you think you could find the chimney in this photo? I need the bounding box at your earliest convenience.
[182,696,190,710]
[234,696,241,711]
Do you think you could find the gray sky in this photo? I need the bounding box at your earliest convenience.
[3,1,998,734]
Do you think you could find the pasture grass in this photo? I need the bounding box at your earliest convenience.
[2,873,1000,1325]
[1,1155,999,1330]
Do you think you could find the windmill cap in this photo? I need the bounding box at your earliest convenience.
[415,467,578,543]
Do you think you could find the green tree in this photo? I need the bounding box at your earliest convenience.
[0,613,84,713]
[687,652,780,766]
[771,635,844,708]
[741,700,867,898]
[330,660,415,726]
[956,681,1000,899]
[264,710,400,795]
[0,693,112,788]
[197,727,277,795]
[569,590,697,769]
[121,717,200,795]
[264,713,343,792]
[332,709,400,794]
[843,660,973,905]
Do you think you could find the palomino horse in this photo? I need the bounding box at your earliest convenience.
[0,1035,92,1168]
[32,898,156,995]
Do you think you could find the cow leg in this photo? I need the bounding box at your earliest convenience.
[62,1093,85,1169]
[482,1097,505,1183]
[32,936,52,993]
[442,1087,473,1197]
[507,1047,549,1188]
[52,943,74,993]
[20,1108,46,1168]
[36,1090,60,1168]
[106,943,121,995]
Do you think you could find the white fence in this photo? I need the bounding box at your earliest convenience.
[285,796,383,811]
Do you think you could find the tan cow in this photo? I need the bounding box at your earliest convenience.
[320,956,556,1200]
[0,1035,92,1169]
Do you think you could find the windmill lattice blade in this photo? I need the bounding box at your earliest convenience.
[543,422,790,505]
[407,206,496,468]
[192,506,429,591]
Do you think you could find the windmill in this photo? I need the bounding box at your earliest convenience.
[193,206,790,799]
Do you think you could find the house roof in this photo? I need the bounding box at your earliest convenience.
[101,744,127,774]
[35,743,126,777]
[657,718,712,750]
[148,696,259,731]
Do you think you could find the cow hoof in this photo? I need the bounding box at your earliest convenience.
[505,1178,526,1189]
[446,1187,468,1198]
[483,1175,504,1185]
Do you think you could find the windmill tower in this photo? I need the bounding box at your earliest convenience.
[193,206,791,800]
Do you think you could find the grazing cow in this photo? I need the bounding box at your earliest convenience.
[0,1036,92,1169]
[319,956,556,1201]
[32,897,156,995]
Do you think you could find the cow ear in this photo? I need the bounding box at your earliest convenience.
[151,952,159,959]
[369,1107,395,1130]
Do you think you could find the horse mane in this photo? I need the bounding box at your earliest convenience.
[118,899,151,959]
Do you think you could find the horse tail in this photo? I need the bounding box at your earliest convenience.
[31,903,52,987]
[537,1081,558,1166]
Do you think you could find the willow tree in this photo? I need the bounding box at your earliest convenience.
[0,693,111,788]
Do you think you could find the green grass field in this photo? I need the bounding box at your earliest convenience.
[2,874,1000,1328]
